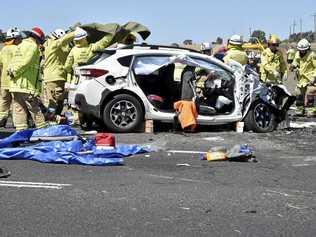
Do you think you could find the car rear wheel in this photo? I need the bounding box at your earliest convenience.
[103,94,144,132]
[244,100,277,133]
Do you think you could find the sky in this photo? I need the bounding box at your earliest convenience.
[0,0,315,44]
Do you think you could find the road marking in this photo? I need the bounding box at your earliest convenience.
[146,174,211,184]
[0,181,72,190]
[168,150,206,154]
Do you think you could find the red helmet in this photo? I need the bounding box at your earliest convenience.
[31,27,45,43]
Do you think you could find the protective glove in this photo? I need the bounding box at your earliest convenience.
[64,82,71,91]
[272,70,280,80]
[7,69,15,79]
[289,64,296,71]
[282,73,287,82]
[308,77,316,86]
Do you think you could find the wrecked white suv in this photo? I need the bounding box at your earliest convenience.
[68,44,295,133]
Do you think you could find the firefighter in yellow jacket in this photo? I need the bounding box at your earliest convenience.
[43,29,75,115]
[7,27,47,130]
[291,38,316,116]
[0,27,22,127]
[64,27,113,82]
[260,35,287,84]
[224,35,248,65]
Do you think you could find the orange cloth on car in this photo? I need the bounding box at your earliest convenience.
[174,100,198,130]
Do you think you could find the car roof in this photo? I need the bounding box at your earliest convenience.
[104,44,233,72]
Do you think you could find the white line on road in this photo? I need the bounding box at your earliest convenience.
[168,150,206,154]
[0,181,72,190]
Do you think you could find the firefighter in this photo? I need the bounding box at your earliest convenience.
[43,29,75,115]
[260,34,287,85]
[0,27,22,127]
[7,27,47,130]
[224,35,248,65]
[291,38,316,116]
[64,27,113,81]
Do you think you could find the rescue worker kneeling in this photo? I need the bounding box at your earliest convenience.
[7,27,47,131]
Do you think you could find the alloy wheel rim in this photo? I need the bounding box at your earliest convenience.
[254,103,272,129]
[110,100,137,128]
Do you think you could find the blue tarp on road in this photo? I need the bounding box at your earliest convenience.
[0,126,151,166]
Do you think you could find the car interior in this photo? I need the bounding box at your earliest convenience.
[133,59,235,115]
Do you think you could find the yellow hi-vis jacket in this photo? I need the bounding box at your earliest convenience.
[64,34,113,76]
[8,38,41,94]
[260,48,287,84]
[223,45,248,65]
[292,51,316,88]
[0,43,17,90]
[43,32,75,82]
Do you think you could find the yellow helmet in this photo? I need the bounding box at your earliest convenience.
[268,34,280,45]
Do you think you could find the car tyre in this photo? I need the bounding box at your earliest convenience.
[103,94,144,132]
[244,100,277,133]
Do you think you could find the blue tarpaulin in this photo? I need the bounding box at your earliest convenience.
[0,125,151,166]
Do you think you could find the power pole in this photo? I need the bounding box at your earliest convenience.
[312,13,316,33]
[292,20,297,34]
[312,13,316,41]
[249,27,252,37]
[300,18,303,39]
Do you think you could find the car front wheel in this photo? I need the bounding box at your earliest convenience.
[103,94,144,132]
[244,100,277,133]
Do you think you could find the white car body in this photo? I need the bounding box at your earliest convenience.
[68,45,293,132]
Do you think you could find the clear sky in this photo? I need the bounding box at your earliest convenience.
[0,0,315,44]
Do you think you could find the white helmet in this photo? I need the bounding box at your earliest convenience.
[6,27,21,40]
[201,42,212,51]
[248,51,256,60]
[297,38,311,51]
[51,28,66,39]
[74,27,88,41]
[229,34,243,45]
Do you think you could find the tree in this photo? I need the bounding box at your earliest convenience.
[215,37,223,44]
[183,39,192,45]
[251,30,267,43]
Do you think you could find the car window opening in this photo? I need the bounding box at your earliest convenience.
[133,56,236,115]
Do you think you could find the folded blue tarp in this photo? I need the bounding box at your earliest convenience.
[0,126,150,166]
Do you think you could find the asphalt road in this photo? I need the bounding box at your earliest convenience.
[0,121,315,237]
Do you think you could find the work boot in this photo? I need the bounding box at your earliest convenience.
[294,106,305,117]
[306,107,316,118]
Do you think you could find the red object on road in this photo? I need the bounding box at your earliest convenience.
[96,133,116,149]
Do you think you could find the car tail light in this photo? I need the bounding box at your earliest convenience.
[80,69,108,78]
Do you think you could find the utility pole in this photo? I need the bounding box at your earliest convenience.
[249,27,252,38]
[312,13,316,34]
[292,20,297,34]
[300,18,303,39]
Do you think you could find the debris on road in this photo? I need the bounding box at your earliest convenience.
[289,121,316,128]
[95,133,115,150]
[202,136,225,142]
[0,167,11,178]
[201,144,257,162]
[176,163,191,167]
[0,125,152,166]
